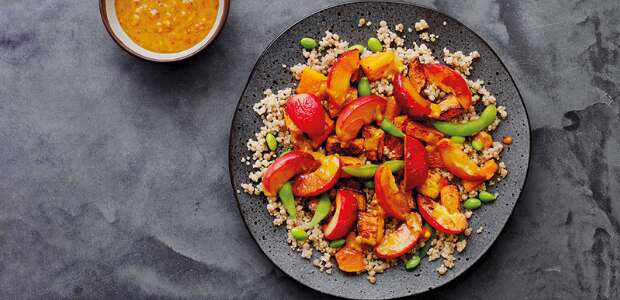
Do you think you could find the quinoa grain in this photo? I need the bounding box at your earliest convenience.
[414,19,429,32]
[358,18,366,27]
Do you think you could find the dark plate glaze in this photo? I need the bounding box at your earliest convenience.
[228,2,530,299]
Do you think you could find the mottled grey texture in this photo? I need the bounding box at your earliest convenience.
[229,2,529,298]
[0,0,618,299]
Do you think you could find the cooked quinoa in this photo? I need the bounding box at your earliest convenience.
[414,19,429,32]
[443,48,480,75]
[241,19,510,282]
[419,32,439,43]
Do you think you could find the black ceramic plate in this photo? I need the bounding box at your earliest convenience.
[229,2,530,299]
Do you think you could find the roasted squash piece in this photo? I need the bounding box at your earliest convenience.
[462,179,483,192]
[325,135,365,156]
[408,59,426,92]
[362,126,385,161]
[284,112,313,152]
[297,67,327,99]
[425,145,444,168]
[335,232,366,272]
[473,131,494,150]
[384,96,401,120]
[392,115,409,131]
[357,204,385,246]
[351,190,367,211]
[360,51,404,81]
[404,121,444,145]
[416,170,448,199]
[439,185,461,213]
[384,135,404,160]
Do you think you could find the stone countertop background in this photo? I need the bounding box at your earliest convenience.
[0,0,618,299]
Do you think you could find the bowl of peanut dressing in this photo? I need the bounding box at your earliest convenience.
[100,0,229,62]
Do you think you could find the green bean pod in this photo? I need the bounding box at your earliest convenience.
[278,182,297,219]
[342,160,404,178]
[308,194,331,228]
[357,77,371,96]
[342,164,377,178]
[289,194,331,241]
[379,119,405,138]
[450,136,466,144]
[432,105,497,136]
[385,160,405,172]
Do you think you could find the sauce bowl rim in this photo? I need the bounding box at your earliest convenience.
[99,0,230,63]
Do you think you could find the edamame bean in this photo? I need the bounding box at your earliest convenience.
[342,160,404,178]
[463,198,482,210]
[278,182,297,219]
[478,191,496,203]
[329,239,346,248]
[364,180,375,189]
[405,255,421,270]
[308,194,331,227]
[357,77,371,96]
[266,133,278,151]
[291,227,308,241]
[299,37,317,50]
[367,37,383,52]
[349,44,366,53]
[472,139,483,151]
[433,105,497,136]
[379,119,405,138]
[450,136,465,144]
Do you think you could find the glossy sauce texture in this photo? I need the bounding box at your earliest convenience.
[115,0,218,53]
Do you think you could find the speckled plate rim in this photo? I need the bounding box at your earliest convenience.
[228,1,532,298]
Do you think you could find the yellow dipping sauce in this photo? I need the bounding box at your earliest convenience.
[115,0,219,53]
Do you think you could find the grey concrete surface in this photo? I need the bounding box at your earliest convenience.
[0,0,618,299]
